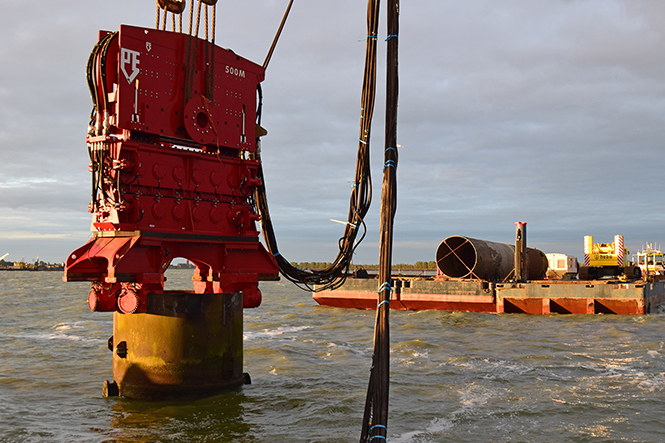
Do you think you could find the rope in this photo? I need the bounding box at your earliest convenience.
[195,1,202,38]
[204,3,209,41]
[212,4,216,40]
[377,282,392,294]
[188,0,194,35]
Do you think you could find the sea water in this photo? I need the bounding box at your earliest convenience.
[1,269,664,442]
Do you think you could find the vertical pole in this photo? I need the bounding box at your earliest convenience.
[615,235,624,267]
[262,0,295,70]
[584,236,593,267]
[515,222,527,283]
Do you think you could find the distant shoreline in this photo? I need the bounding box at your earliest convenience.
[0,268,64,272]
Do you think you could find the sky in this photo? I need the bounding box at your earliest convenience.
[0,0,664,266]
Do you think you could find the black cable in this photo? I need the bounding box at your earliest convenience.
[86,32,118,130]
[255,0,380,292]
[360,0,399,440]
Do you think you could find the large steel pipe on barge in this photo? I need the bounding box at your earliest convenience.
[436,236,548,281]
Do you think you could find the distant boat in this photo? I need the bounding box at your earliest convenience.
[634,244,665,281]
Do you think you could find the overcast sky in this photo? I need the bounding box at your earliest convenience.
[1,0,664,265]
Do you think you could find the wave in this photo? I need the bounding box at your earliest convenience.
[6,332,105,345]
[243,325,311,341]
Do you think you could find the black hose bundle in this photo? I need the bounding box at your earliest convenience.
[86,32,119,211]
[255,0,381,292]
[359,0,399,439]
[86,31,118,132]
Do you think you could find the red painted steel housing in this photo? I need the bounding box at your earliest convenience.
[64,25,278,312]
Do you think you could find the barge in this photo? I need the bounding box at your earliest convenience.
[313,277,665,315]
[313,231,665,315]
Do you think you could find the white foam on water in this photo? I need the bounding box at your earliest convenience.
[7,332,103,345]
[52,323,72,331]
[393,417,454,443]
[394,384,494,442]
[50,332,80,341]
[447,356,534,381]
[322,341,373,359]
[637,372,665,392]
[243,325,311,340]
[647,350,661,358]
[397,350,431,366]
[456,386,490,414]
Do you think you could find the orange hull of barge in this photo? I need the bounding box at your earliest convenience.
[312,278,665,315]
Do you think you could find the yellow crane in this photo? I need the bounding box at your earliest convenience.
[579,235,641,280]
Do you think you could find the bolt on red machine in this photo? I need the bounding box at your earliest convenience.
[64,1,279,399]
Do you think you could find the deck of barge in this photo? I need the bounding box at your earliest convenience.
[312,278,665,314]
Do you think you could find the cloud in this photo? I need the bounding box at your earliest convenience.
[1,0,664,264]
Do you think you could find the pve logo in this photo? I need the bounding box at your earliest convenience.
[121,48,141,84]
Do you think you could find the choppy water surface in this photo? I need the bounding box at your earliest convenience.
[1,269,664,442]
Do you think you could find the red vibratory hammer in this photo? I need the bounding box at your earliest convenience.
[64,4,279,399]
